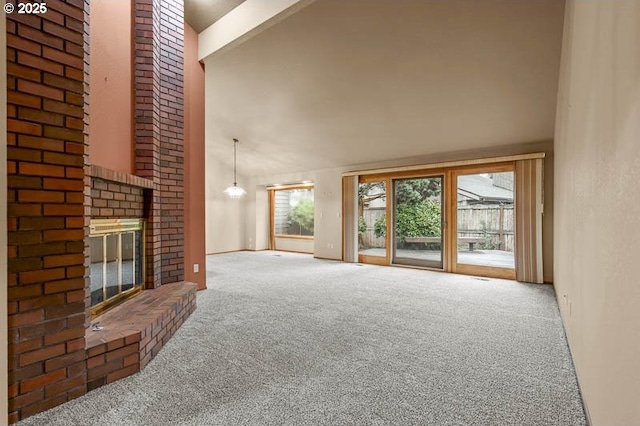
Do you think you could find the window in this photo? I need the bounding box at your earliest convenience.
[346,154,545,281]
[273,188,314,237]
[89,219,145,315]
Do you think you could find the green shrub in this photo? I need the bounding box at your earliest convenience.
[288,199,314,235]
[364,178,442,244]
[358,216,367,235]
[481,231,498,250]
[374,214,386,238]
[373,199,441,242]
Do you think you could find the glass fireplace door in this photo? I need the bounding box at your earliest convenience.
[89,219,145,315]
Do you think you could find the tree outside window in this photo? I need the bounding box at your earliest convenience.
[274,188,314,236]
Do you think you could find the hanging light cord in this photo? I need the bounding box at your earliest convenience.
[233,138,238,186]
[223,137,245,198]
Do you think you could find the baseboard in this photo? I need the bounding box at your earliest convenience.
[270,248,313,255]
[313,255,342,261]
[206,249,244,255]
[557,303,593,426]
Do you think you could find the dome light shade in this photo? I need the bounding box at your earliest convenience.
[223,183,246,199]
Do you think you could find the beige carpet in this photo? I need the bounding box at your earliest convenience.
[18,251,586,426]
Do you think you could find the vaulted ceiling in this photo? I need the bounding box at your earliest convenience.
[184,0,246,33]
[198,0,566,178]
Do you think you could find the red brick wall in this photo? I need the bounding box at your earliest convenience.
[82,0,90,331]
[6,1,88,421]
[134,0,162,289]
[157,0,185,284]
[90,179,144,219]
[6,0,191,421]
[134,0,185,288]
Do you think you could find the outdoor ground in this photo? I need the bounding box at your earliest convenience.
[359,248,515,269]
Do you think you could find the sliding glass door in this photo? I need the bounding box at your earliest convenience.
[358,180,388,265]
[351,160,528,280]
[392,176,444,269]
[452,167,516,280]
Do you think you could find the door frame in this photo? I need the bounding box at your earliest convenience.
[448,163,516,280]
[355,162,517,280]
[357,175,392,265]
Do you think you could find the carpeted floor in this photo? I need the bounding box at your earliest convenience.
[18,251,586,426]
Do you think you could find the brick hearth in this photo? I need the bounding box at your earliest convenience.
[86,283,197,392]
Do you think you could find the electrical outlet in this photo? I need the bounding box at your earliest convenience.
[193,264,199,273]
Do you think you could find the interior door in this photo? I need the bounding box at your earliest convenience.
[392,176,444,269]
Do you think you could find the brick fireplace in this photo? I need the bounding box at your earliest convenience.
[6,0,205,422]
[88,166,151,315]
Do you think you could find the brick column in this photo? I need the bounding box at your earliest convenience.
[82,0,91,330]
[6,1,89,421]
[158,0,185,284]
[133,0,161,289]
[134,0,185,287]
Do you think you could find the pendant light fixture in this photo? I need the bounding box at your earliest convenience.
[223,138,246,199]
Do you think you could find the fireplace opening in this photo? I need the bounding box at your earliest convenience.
[89,218,145,317]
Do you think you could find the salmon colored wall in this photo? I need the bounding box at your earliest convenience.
[184,23,207,290]
[89,0,134,174]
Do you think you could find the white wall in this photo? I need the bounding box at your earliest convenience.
[554,1,640,424]
[242,184,269,251]
[254,187,269,250]
[274,237,313,254]
[1,13,9,422]
[312,169,343,259]
[204,156,247,254]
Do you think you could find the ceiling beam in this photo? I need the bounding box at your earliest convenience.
[198,0,315,61]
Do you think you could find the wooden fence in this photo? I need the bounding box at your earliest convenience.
[361,208,386,248]
[457,205,514,252]
[360,204,514,252]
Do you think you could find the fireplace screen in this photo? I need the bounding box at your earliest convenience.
[90,219,145,314]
